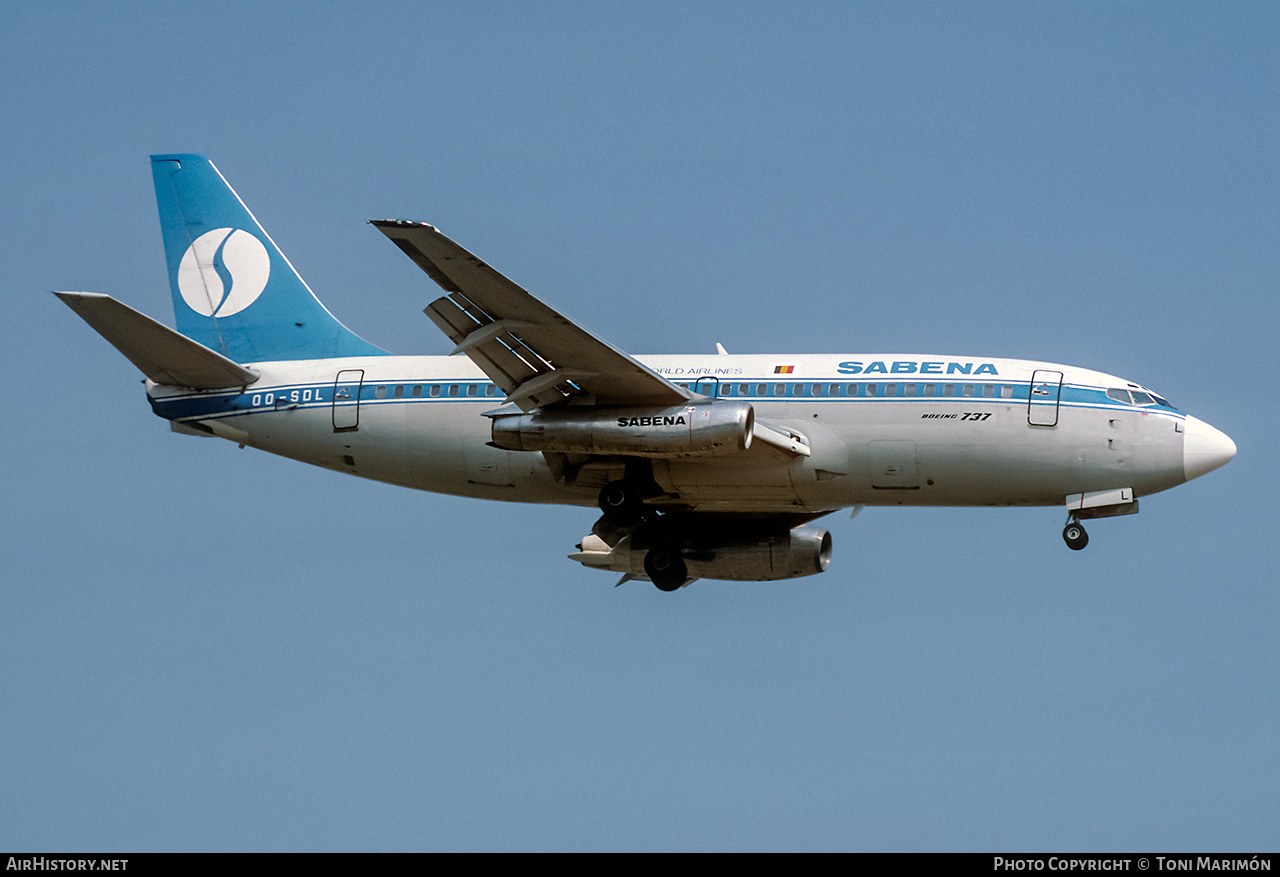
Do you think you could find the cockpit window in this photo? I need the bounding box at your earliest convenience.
[1107,387,1176,410]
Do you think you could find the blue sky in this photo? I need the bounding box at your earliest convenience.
[3,2,1275,851]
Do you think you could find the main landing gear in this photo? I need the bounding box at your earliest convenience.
[643,544,688,592]
[597,480,645,528]
[597,475,690,591]
[1063,517,1089,551]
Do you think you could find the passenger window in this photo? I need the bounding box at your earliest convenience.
[963,384,975,397]
[1001,385,1014,398]
[430,385,441,397]
[466,384,477,396]
[885,383,896,396]
[774,383,785,396]
[924,383,935,397]
[448,384,459,397]
[485,385,498,397]
[394,385,405,398]
[412,385,423,397]
[982,384,994,398]
[374,385,387,399]
[943,384,955,397]
[867,383,877,397]
[829,383,841,396]
[811,383,823,396]
[904,383,916,397]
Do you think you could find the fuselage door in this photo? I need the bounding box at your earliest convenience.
[1028,369,1063,427]
[333,369,364,432]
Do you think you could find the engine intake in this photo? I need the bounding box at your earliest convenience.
[490,401,754,457]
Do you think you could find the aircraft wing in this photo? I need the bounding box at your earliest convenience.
[370,220,694,412]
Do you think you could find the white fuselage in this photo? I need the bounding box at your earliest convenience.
[148,352,1214,516]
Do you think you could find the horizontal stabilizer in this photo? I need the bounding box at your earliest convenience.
[55,292,259,389]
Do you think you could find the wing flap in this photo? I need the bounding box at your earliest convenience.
[424,296,544,391]
[56,292,259,389]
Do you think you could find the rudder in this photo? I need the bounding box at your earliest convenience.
[151,154,386,362]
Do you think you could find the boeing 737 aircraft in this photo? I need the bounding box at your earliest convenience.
[58,155,1236,590]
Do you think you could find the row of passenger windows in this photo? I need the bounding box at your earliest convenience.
[680,382,1018,399]
[367,382,1022,400]
[372,383,501,399]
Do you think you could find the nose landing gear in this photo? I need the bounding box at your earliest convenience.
[1060,490,1140,551]
[1063,517,1089,551]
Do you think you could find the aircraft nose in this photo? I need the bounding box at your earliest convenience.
[1183,415,1236,481]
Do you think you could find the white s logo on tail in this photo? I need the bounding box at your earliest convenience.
[177,228,270,317]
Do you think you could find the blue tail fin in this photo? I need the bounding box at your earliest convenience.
[151,154,386,362]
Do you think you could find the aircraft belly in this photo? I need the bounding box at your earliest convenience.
[659,457,805,510]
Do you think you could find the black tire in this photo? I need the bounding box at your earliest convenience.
[598,480,644,527]
[1063,522,1089,551]
[645,546,687,591]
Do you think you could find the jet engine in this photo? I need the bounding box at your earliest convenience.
[489,401,754,458]
[570,522,833,586]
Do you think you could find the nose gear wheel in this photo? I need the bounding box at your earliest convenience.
[1063,519,1089,551]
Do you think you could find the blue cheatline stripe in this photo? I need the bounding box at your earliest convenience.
[151,377,1183,424]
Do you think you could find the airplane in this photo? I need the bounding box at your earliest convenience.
[57,154,1237,591]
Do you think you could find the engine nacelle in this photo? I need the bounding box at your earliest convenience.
[490,401,754,458]
[571,523,833,582]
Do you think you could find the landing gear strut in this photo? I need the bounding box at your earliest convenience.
[1063,518,1089,551]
